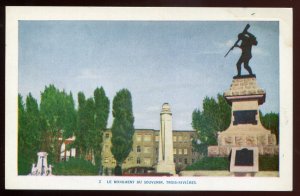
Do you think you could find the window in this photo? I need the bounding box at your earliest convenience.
[184,158,188,164]
[137,146,141,153]
[184,149,188,155]
[173,136,177,142]
[71,148,76,157]
[173,148,176,154]
[178,136,183,142]
[178,149,182,155]
[156,147,158,154]
[144,158,151,165]
[184,136,188,142]
[179,158,182,163]
[136,135,142,142]
[105,133,110,140]
[144,135,152,142]
[174,158,177,163]
[137,157,141,164]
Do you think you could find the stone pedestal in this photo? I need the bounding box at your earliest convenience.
[156,103,176,175]
[30,152,53,176]
[208,75,278,157]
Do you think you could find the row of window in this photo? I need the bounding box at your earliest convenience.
[136,134,152,142]
[136,146,193,155]
[173,148,188,155]
[105,132,193,143]
[136,146,151,153]
[136,134,193,142]
[155,135,193,142]
[105,144,196,157]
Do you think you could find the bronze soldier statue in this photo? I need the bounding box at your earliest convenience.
[235,31,257,76]
[225,24,258,77]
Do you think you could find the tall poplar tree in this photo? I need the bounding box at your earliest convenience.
[18,94,28,174]
[84,97,96,160]
[18,93,42,174]
[75,88,110,167]
[75,92,87,158]
[93,87,110,168]
[111,89,135,175]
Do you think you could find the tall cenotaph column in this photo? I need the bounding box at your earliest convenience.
[156,103,176,175]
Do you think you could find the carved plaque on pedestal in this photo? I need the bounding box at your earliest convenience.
[233,110,257,125]
[235,148,254,166]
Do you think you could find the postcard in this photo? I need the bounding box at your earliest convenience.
[5,7,293,190]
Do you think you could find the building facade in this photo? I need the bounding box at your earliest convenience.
[60,135,76,161]
[102,129,199,173]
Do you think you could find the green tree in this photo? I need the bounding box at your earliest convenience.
[75,94,96,160]
[25,93,42,153]
[62,92,77,139]
[93,87,110,169]
[75,92,87,158]
[260,112,279,143]
[40,85,77,162]
[18,93,42,174]
[111,89,135,175]
[18,94,29,174]
[192,94,231,155]
[84,97,96,162]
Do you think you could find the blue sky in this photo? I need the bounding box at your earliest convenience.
[19,21,279,130]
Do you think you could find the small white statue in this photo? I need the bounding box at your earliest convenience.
[29,152,54,176]
[48,164,53,175]
[31,163,37,175]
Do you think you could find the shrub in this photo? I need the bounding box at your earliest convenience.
[18,153,32,175]
[185,157,230,170]
[259,155,279,171]
[186,155,279,171]
[53,158,98,175]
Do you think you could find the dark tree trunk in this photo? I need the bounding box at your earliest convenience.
[114,164,122,176]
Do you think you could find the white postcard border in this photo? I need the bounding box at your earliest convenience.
[5,7,293,190]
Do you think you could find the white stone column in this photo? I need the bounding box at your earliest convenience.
[156,103,176,175]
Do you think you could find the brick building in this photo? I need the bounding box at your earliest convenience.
[102,129,199,173]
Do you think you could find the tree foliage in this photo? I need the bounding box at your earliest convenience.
[93,87,110,167]
[260,112,279,143]
[18,93,42,174]
[75,88,110,166]
[18,84,110,174]
[111,89,135,175]
[192,94,231,155]
[75,92,88,157]
[40,85,77,162]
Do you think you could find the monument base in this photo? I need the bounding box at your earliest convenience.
[156,161,176,175]
[208,124,278,157]
[208,75,278,157]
